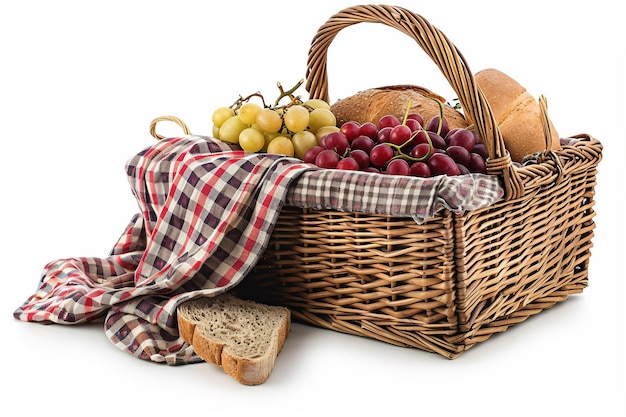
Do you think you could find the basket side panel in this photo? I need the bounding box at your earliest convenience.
[449,138,601,348]
[240,208,463,358]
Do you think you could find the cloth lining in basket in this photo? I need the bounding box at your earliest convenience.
[286,169,504,224]
[13,135,503,364]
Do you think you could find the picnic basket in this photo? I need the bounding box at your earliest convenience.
[235,4,603,359]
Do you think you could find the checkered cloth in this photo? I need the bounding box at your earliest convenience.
[286,166,504,223]
[13,135,503,365]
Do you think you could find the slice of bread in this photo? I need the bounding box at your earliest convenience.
[177,293,290,385]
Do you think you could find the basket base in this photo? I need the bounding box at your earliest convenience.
[236,279,584,359]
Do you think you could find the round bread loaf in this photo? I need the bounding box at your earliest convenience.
[330,84,468,130]
[474,68,560,162]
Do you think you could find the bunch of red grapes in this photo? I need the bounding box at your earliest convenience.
[303,113,488,177]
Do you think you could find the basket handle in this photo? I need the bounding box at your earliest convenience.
[305,4,524,200]
[149,115,192,140]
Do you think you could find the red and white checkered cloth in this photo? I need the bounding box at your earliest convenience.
[13,135,503,364]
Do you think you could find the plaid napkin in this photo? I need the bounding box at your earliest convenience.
[13,135,503,365]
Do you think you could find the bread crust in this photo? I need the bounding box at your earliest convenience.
[330,84,468,130]
[177,294,290,385]
[474,68,560,162]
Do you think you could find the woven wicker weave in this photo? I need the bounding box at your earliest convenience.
[238,5,603,359]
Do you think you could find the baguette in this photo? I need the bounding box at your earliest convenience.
[474,68,560,162]
[177,293,290,385]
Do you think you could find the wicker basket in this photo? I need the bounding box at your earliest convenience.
[237,5,603,359]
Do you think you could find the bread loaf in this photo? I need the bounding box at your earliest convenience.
[177,293,290,385]
[330,84,468,130]
[474,68,560,162]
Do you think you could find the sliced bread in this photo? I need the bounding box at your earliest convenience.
[176,293,290,385]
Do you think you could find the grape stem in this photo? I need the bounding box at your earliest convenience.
[274,79,304,107]
[228,79,305,111]
[427,96,445,136]
[231,92,266,109]
[402,99,413,125]
[387,128,434,162]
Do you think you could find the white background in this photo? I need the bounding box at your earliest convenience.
[1,1,624,416]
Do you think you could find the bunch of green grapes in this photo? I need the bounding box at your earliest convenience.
[211,82,338,159]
